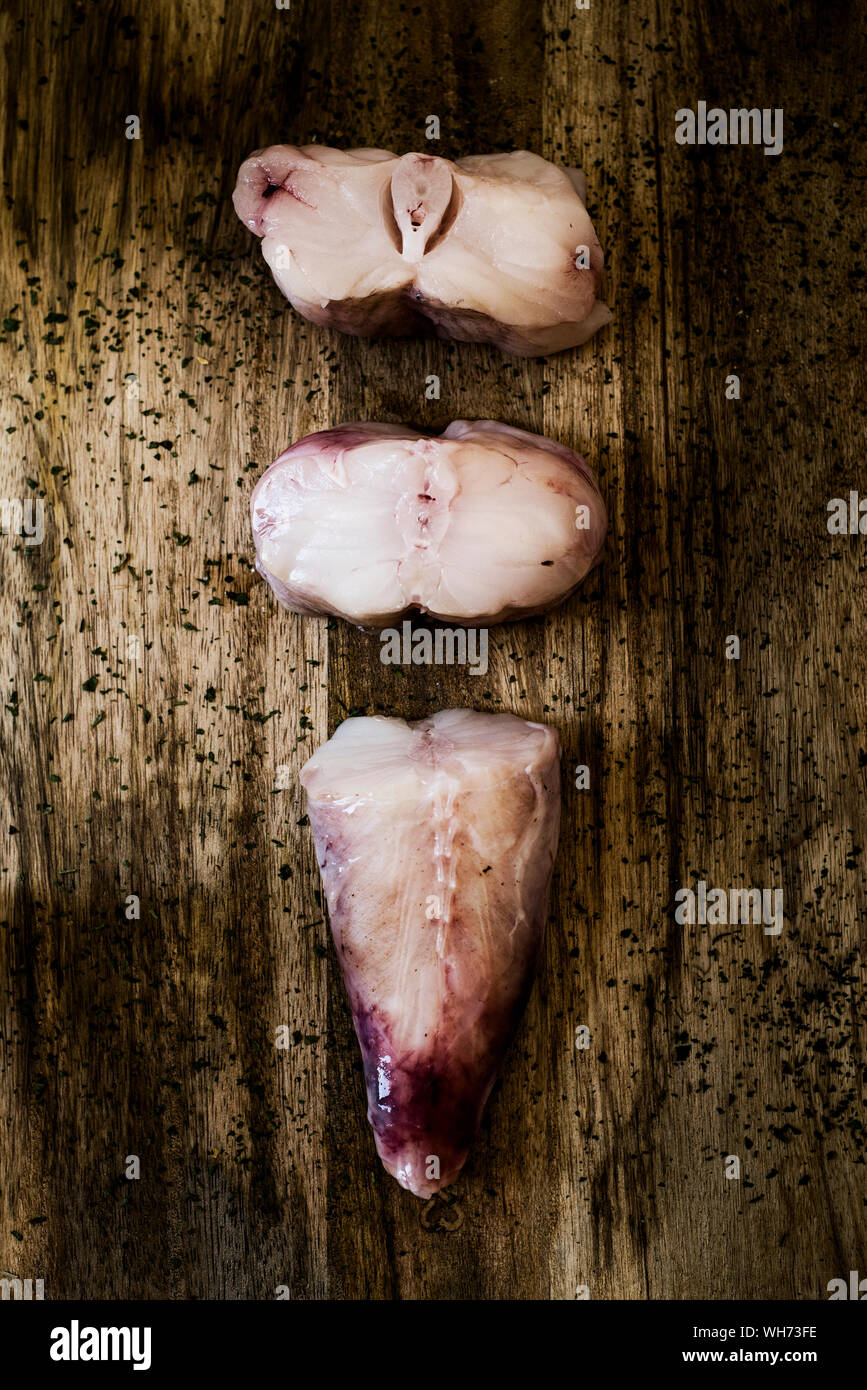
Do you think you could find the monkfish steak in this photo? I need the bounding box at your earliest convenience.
[300,709,561,1197]
[232,145,611,355]
[251,420,607,627]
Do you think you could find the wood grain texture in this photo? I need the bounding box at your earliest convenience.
[1,0,865,1301]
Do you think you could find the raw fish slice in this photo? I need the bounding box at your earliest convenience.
[250,420,607,627]
[415,152,606,350]
[232,144,610,355]
[234,145,415,331]
[301,709,561,1196]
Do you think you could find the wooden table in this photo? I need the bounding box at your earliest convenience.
[1,0,864,1300]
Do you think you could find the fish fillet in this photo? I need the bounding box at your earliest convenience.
[300,709,561,1197]
[251,420,607,627]
[233,145,611,356]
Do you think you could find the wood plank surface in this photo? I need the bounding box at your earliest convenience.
[1,0,864,1300]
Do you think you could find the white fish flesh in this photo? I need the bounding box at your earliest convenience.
[300,709,561,1197]
[232,145,611,356]
[250,420,607,627]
